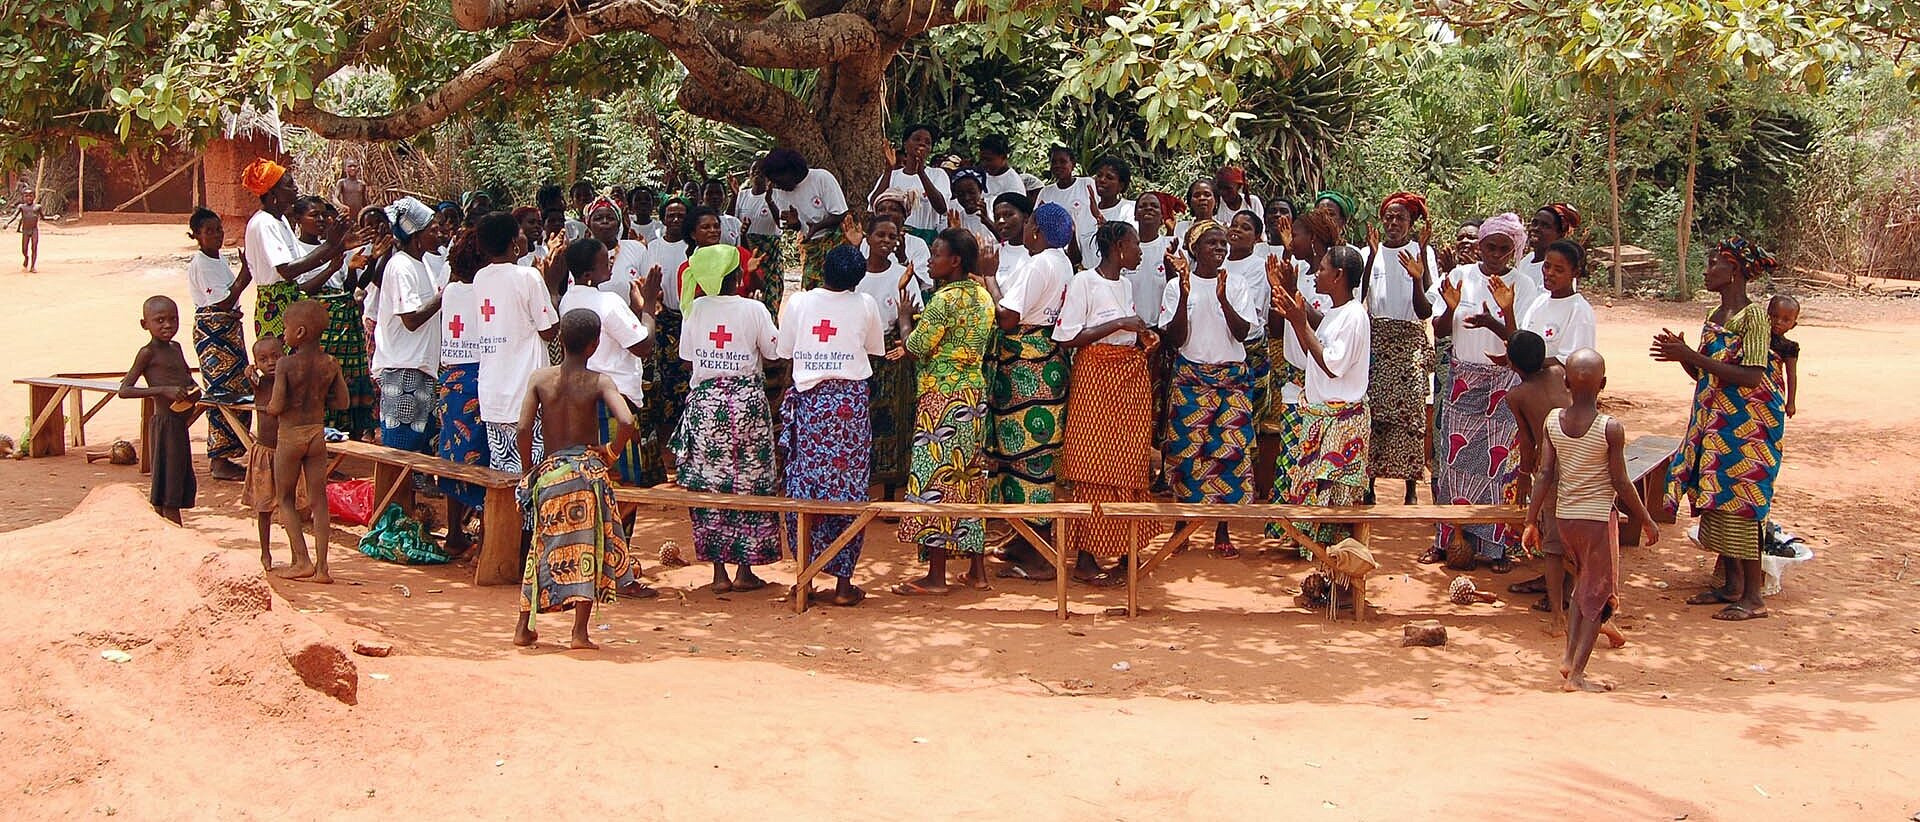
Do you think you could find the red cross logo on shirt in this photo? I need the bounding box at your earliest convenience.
[812,319,838,342]
[709,325,733,349]
[448,315,465,339]
[480,299,496,322]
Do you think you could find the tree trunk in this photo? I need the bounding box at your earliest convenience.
[1607,95,1623,297]
[1674,107,1701,299]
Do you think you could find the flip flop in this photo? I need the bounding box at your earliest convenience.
[1214,543,1241,559]
[1686,590,1734,606]
[830,587,868,607]
[996,564,1056,581]
[1713,604,1769,621]
[1417,548,1446,565]
[1508,576,1548,594]
[890,580,950,597]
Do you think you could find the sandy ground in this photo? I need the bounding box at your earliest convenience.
[2,217,1918,820]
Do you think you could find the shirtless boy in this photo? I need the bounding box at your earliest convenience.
[1500,331,1571,619]
[240,336,311,570]
[5,188,42,271]
[119,296,199,523]
[513,309,643,650]
[267,301,349,583]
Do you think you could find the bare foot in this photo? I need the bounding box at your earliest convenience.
[831,585,867,607]
[1601,622,1628,649]
[952,571,991,591]
[568,636,600,650]
[1563,675,1613,693]
[273,563,317,580]
[710,579,734,594]
[304,572,334,585]
[731,569,768,592]
[513,620,538,647]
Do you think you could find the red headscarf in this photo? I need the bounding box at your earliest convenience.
[1379,191,1428,220]
[1217,166,1247,186]
[241,159,286,197]
[1149,191,1184,219]
[1546,203,1582,235]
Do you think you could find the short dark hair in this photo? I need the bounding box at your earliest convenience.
[1326,245,1365,292]
[565,237,605,279]
[980,134,1012,157]
[477,212,520,257]
[569,180,595,197]
[1508,330,1547,375]
[936,227,980,277]
[1047,145,1076,162]
[902,123,940,145]
[682,205,722,254]
[863,211,901,233]
[536,184,565,211]
[1094,220,1136,257]
[559,308,601,354]
[1769,293,1801,313]
[189,207,220,233]
[289,195,325,219]
[1546,239,1585,275]
[1091,155,1131,188]
[762,148,807,180]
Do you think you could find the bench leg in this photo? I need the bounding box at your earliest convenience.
[1643,472,1675,525]
[792,512,811,614]
[1127,523,1140,618]
[1055,519,1070,620]
[139,398,153,475]
[66,388,84,447]
[370,463,415,519]
[25,385,69,457]
[473,485,524,586]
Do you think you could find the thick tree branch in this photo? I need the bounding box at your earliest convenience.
[698,13,880,68]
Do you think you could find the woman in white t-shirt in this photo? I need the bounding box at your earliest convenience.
[950,167,996,247]
[1272,244,1373,545]
[1034,145,1101,267]
[864,190,933,298]
[1171,178,1217,257]
[1514,203,1581,292]
[1157,220,1262,556]
[1366,192,1438,504]
[1127,192,1176,327]
[736,162,785,310]
[868,123,952,246]
[764,148,850,291]
[1055,221,1158,582]
[856,214,919,492]
[776,243,888,606]
[674,243,783,593]
[1520,239,1598,364]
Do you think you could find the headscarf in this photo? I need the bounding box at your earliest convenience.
[1217,166,1247,186]
[1546,202,1582,235]
[1379,191,1428,220]
[241,159,287,197]
[586,195,622,221]
[386,197,435,243]
[1314,191,1357,222]
[682,243,741,305]
[994,192,1033,216]
[1033,202,1074,249]
[1715,235,1778,279]
[510,205,540,223]
[460,191,483,209]
[823,244,866,288]
[1184,218,1224,250]
[952,167,988,193]
[1478,212,1527,256]
[872,188,914,216]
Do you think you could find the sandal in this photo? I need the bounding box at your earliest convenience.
[1508,576,1548,595]
[1417,547,1446,565]
[890,580,950,597]
[1713,604,1769,621]
[1214,542,1241,559]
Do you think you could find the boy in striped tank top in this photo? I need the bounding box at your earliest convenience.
[1524,349,1660,693]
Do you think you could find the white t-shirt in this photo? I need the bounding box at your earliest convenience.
[680,295,779,386]
[1429,264,1544,365]
[1219,194,1264,223]
[599,238,652,304]
[1098,200,1137,227]
[1053,269,1138,346]
[371,252,441,373]
[440,281,483,366]
[187,251,237,309]
[1000,247,1073,327]
[778,289,887,392]
[471,262,560,423]
[1279,260,1333,404]
[293,238,343,289]
[769,168,849,238]
[960,212,995,247]
[984,168,1026,200]
[857,234,932,294]
[1367,242,1439,322]
[853,262,922,327]
[735,186,778,236]
[243,210,297,287]
[559,284,650,403]
[995,243,1031,285]
[718,214,743,246]
[425,250,450,291]
[1127,236,1173,327]
[1511,255,1547,292]
[631,218,664,242]
[1304,300,1371,404]
[1035,177,1100,250]
[1221,252,1273,341]
[879,167,953,232]
[1521,292,1598,362]
[1158,274,1263,364]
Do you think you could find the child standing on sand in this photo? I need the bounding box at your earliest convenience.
[1525,349,1660,692]
[267,301,349,583]
[241,336,310,570]
[186,208,253,481]
[4,188,42,272]
[119,296,199,523]
[513,309,642,650]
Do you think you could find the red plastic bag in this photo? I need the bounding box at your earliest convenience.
[326,479,375,526]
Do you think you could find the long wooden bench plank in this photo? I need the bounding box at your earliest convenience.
[1097,502,1525,523]
[326,439,518,488]
[15,377,127,391]
[1623,434,1680,481]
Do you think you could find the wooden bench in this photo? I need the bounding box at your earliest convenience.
[16,375,155,470]
[323,439,524,587]
[1098,502,1528,620]
[1621,434,1681,543]
[612,486,1098,617]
